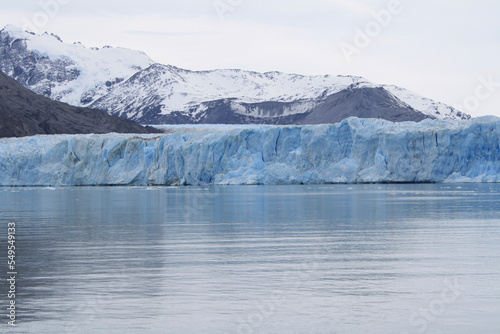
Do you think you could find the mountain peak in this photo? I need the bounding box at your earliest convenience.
[1,24,154,63]
[1,24,32,38]
[41,31,63,42]
[0,25,155,106]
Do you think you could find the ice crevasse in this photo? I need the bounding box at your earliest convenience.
[0,117,499,187]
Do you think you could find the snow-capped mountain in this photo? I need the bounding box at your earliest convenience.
[91,63,468,124]
[0,25,470,125]
[0,25,154,106]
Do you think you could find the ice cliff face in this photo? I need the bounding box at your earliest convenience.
[0,118,498,187]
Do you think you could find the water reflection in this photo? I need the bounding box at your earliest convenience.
[0,184,499,333]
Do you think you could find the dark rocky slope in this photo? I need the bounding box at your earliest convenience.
[0,70,159,138]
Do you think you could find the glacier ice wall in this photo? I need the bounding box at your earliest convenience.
[0,117,499,186]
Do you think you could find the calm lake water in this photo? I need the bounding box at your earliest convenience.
[1,184,499,333]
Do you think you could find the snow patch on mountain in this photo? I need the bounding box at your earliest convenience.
[383,85,468,121]
[0,24,154,106]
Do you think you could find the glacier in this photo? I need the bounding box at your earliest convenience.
[0,117,499,187]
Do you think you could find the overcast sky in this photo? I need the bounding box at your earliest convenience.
[1,0,499,117]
